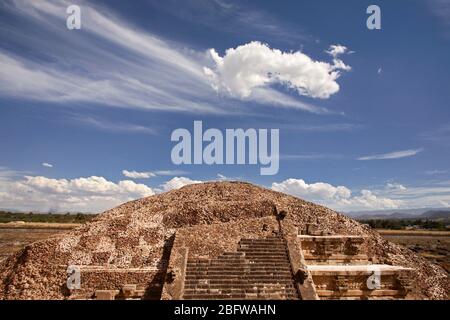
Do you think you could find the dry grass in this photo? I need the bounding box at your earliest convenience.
[0,221,81,230]
[376,229,450,236]
[0,222,80,262]
[377,229,450,274]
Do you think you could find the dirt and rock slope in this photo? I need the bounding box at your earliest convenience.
[0,181,448,299]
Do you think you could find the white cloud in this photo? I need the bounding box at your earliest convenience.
[42,162,53,168]
[204,41,351,100]
[377,67,382,75]
[346,190,400,211]
[248,88,331,114]
[0,167,28,181]
[122,169,189,179]
[385,183,407,191]
[0,0,222,114]
[372,181,450,210]
[0,1,343,115]
[159,177,202,192]
[271,178,351,202]
[357,148,424,160]
[154,170,190,176]
[0,175,154,212]
[326,44,348,58]
[271,178,400,211]
[325,44,351,71]
[122,170,156,179]
[271,178,450,212]
[73,116,157,135]
[2,172,450,213]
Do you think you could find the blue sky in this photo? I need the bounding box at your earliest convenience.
[0,0,450,213]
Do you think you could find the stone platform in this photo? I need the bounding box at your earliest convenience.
[297,234,413,300]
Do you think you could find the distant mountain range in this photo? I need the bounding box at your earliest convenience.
[346,207,450,220]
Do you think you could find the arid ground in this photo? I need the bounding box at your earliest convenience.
[0,223,74,263]
[378,230,450,274]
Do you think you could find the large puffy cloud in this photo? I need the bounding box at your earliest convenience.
[2,172,450,213]
[159,177,202,192]
[271,178,351,202]
[271,178,400,211]
[338,190,400,211]
[204,41,351,100]
[0,173,202,212]
[0,175,154,213]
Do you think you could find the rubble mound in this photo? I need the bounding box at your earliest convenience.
[0,181,448,299]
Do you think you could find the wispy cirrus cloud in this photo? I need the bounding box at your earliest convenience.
[122,169,189,179]
[42,162,53,168]
[122,170,156,179]
[146,0,314,44]
[0,0,347,115]
[0,0,222,114]
[72,115,158,135]
[357,148,424,161]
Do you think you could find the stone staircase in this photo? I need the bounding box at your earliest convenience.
[183,236,299,299]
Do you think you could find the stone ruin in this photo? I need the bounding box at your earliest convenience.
[0,182,448,300]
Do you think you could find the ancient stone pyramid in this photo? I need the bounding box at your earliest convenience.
[0,181,448,300]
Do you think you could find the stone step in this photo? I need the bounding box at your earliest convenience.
[187,264,292,269]
[241,251,288,255]
[238,247,287,252]
[185,280,296,285]
[244,255,289,260]
[186,255,289,266]
[190,259,290,264]
[184,289,298,295]
[222,252,246,256]
[185,278,295,284]
[186,268,292,274]
[239,239,285,244]
[185,276,295,282]
[183,236,297,300]
[244,259,291,263]
[183,293,299,300]
[186,265,290,270]
[240,244,286,247]
[185,283,297,289]
[187,263,292,268]
[239,247,287,252]
[186,271,293,277]
[184,286,297,292]
[184,287,297,293]
[239,241,285,246]
[185,273,294,279]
